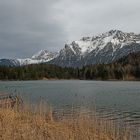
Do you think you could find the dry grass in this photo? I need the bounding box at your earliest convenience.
[0,101,135,140]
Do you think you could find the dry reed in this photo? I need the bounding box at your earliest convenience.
[0,101,137,140]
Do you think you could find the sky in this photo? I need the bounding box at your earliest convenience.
[0,0,140,58]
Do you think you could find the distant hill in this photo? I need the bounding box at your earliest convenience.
[0,51,140,80]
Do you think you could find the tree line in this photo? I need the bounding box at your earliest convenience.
[0,52,140,80]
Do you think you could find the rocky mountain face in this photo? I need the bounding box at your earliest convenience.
[0,30,140,67]
[50,30,140,67]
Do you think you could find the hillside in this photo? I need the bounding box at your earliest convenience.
[79,51,140,80]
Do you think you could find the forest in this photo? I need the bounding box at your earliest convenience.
[0,52,140,80]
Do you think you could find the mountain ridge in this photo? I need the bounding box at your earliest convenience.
[49,30,140,67]
[0,30,140,67]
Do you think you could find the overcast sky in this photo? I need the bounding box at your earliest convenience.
[0,0,140,58]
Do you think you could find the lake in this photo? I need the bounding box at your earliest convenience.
[0,80,140,129]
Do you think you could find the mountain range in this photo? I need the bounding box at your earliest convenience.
[1,30,140,67]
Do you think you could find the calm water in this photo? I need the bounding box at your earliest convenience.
[0,80,140,127]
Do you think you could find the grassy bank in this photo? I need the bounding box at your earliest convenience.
[0,102,135,140]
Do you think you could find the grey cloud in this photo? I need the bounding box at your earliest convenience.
[0,0,140,58]
[0,0,67,58]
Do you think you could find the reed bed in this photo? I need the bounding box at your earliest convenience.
[0,101,137,140]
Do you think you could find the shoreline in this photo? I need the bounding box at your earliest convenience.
[0,78,140,82]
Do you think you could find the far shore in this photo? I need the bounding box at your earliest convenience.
[0,77,140,82]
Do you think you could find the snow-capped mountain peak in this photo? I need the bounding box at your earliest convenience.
[31,50,48,59]
[50,30,140,67]
[31,50,58,61]
[16,50,58,66]
[0,30,140,67]
[72,30,140,55]
[62,30,120,56]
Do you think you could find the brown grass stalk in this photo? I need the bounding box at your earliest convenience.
[0,102,135,140]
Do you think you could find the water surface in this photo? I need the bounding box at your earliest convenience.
[0,80,140,128]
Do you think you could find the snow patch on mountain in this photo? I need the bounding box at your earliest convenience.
[16,50,58,66]
[32,50,58,61]
[17,58,41,65]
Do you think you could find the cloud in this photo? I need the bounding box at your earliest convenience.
[0,0,67,58]
[0,0,140,58]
